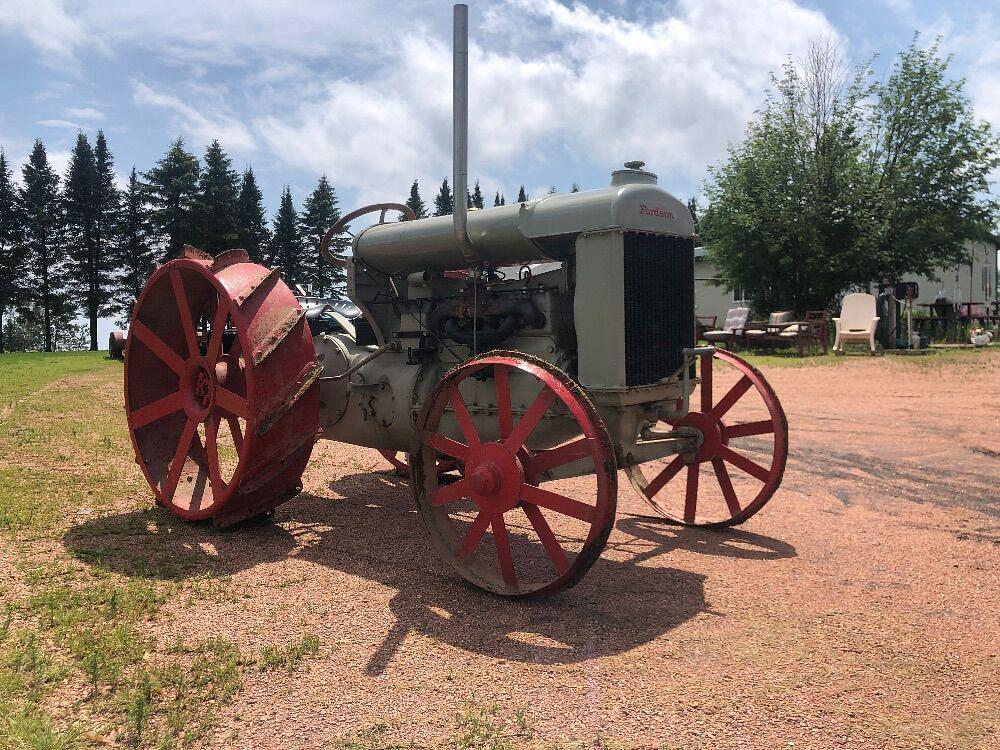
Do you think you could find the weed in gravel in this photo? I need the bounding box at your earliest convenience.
[259,634,321,673]
[454,696,531,750]
[329,723,407,750]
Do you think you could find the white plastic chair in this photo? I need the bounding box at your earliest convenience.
[833,293,879,355]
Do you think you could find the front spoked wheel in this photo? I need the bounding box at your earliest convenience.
[626,349,788,527]
[412,351,617,597]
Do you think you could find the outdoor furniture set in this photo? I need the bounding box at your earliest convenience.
[700,307,831,355]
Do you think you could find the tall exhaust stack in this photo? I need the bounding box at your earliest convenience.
[453,3,479,266]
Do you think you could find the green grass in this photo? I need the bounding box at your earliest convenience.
[738,344,998,368]
[0,352,323,749]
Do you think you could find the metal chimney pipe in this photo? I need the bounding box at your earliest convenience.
[453,4,479,266]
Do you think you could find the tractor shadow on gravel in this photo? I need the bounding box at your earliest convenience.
[64,470,794,672]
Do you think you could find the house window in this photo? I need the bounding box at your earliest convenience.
[731,286,749,305]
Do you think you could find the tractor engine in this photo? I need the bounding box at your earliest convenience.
[313,162,696,458]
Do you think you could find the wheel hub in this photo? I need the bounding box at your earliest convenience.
[183,360,215,419]
[465,442,523,514]
[673,410,724,463]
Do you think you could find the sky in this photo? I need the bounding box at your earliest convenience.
[0,0,997,342]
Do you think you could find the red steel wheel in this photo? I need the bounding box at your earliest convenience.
[124,249,321,526]
[626,349,787,527]
[412,350,616,597]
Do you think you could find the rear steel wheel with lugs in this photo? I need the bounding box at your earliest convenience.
[412,351,617,597]
[124,248,321,526]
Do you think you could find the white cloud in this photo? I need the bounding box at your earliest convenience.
[36,119,81,130]
[0,0,89,65]
[65,107,105,121]
[4,0,844,203]
[256,0,840,202]
[132,81,255,153]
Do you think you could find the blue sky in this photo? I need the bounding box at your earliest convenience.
[1,0,997,216]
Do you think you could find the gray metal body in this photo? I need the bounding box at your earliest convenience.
[314,167,702,473]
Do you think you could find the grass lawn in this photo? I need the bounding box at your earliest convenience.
[0,352,323,749]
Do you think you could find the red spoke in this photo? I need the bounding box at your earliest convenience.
[170,268,199,359]
[426,432,469,461]
[521,483,594,523]
[522,503,570,575]
[207,299,229,366]
[712,457,742,516]
[130,320,185,375]
[494,365,513,439]
[130,391,182,429]
[458,511,492,560]
[164,418,197,500]
[449,388,480,446]
[430,478,471,507]
[505,387,555,453]
[726,420,775,439]
[215,387,248,419]
[531,437,593,475]
[205,414,224,491]
[684,464,699,523]
[226,415,244,453]
[491,514,518,589]
[719,444,771,482]
[712,376,752,419]
[700,352,713,412]
[643,455,684,499]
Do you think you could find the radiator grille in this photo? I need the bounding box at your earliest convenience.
[623,232,695,386]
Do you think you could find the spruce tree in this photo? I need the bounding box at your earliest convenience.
[299,175,343,296]
[193,140,239,252]
[0,149,27,352]
[433,178,454,216]
[570,182,581,193]
[493,191,503,207]
[269,187,306,290]
[402,179,428,220]
[22,140,69,352]
[64,132,99,349]
[686,197,699,233]
[114,167,156,326]
[145,138,200,260]
[516,185,527,202]
[235,167,271,264]
[93,131,120,333]
[470,180,484,209]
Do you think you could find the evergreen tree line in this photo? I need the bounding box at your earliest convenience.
[0,128,584,353]
[0,134,354,352]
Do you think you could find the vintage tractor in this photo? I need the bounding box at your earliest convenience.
[122,6,788,597]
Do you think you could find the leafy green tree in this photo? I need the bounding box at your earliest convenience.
[269,187,306,289]
[433,178,454,216]
[0,148,27,352]
[516,185,527,203]
[22,139,69,352]
[145,138,200,260]
[193,140,239,252]
[235,167,271,264]
[863,36,999,281]
[299,175,343,296]
[402,179,428,220]
[702,38,998,312]
[470,180,484,209]
[113,167,156,326]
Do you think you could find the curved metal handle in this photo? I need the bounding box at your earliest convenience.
[320,202,416,268]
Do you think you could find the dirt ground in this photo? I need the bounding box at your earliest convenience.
[66,352,998,749]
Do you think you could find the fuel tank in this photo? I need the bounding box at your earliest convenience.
[351,165,695,274]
